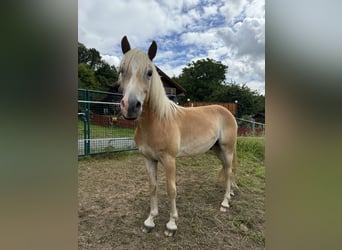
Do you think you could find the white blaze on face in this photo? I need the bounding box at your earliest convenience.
[120,64,146,118]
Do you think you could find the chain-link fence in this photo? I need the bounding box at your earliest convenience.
[78,89,137,156]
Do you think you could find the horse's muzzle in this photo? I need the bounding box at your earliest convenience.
[120,95,142,120]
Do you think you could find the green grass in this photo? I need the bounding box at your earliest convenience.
[236,137,265,195]
[78,119,135,139]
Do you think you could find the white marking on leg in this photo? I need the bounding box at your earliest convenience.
[166,218,177,231]
[166,199,178,230]
[144,214,155,228]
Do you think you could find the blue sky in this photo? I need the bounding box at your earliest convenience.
[78,0,265,94]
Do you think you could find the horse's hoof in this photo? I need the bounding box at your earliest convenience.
[164,228,177,237]
[220,205,229,212]
[142,225,154,233]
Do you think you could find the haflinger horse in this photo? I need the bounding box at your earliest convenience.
[118,36,238,237]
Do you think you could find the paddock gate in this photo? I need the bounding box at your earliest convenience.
[78,89,137,156]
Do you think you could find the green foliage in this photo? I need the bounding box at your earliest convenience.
[78,42,118,91]
[175,58,228,102]
[78,63,100,90]
[95,60,119,89]
[78,42,89,64]
[174,58,264,117]
[211,83,265,117]
[78,42,102,70]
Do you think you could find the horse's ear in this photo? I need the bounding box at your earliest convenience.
[148,40,157,61]
[121,36,131,54]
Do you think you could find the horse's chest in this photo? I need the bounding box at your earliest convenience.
[134,127,179,159]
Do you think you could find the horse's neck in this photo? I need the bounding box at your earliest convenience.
[140,101,157,120]
[144,84,172,120]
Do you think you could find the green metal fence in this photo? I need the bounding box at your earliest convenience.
[78,89,137,156]
[78,88,265,155]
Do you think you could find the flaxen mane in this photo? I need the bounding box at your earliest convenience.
[120,49,181,120]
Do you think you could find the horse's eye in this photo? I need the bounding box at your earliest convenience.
[147,70,153,77]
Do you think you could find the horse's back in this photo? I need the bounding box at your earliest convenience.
[181,104,236,126]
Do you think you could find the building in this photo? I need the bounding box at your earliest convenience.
[155,66,186,103]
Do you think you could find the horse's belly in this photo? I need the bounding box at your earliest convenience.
[176,137,216,157]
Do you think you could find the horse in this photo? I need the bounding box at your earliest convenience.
[118,36,238,237]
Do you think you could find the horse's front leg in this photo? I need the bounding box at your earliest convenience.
[161,156,178,237]
[142,157,158,233]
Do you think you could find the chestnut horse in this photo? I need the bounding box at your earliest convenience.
[118,36,238,237]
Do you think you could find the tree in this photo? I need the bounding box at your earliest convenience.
[88,48,102,70]
[78,42,89,64]
[95,60,118,89]
[78,42,119,91]
[78,63,100,90]
[211,83,264,117]
[78,42,102,70]
[173,58,264,117]
[174,58,228,102]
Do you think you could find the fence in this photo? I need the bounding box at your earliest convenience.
[236,118,265,136]
[78,89,265,156]
[78,89,137,156]
[184,101,238,116]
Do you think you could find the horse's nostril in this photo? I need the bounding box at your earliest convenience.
[136,101,141,109]
[120,99,125,107]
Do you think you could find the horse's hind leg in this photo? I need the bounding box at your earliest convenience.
[212,145,234,212]
[142,157,158,233]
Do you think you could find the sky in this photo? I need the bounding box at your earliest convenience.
[78,0,265,95]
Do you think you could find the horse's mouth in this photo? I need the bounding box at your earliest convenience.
[123,115,138,121]
[121,112,139,120]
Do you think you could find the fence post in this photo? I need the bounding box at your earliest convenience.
[85,89,91,155]
[251,118,255,136]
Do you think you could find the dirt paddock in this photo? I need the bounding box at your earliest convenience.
[79,138,265,249]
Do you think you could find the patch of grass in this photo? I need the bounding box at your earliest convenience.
[78,137,265,249]
[78,119,135,139]
[238,137,265,162]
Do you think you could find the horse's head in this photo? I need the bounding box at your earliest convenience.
[118,36,157,120]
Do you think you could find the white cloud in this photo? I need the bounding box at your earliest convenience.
[203,4,218,18]
[159,63,185,78]
[245,0,265,19]
[180,31,218,46]
[78,0,265,94]
[101,54,120,67]
[183,0,201,9]
[219,0,249,23]
[219,18,264,59]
